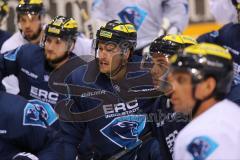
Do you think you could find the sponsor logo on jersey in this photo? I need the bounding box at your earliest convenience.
[30,86,59,104]
[118,5,147,30]
[103,99,139,118]
[21,68,38,79]
[80,90,106,98]
[187,136,218,160]
[100,115,146,149]
[23,100,58,128]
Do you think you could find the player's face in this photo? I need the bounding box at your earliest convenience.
[150,53,169,89]
[44,36,69,63]
[18,14,42,41]
[98,42,124,74]
[168,71,195,114]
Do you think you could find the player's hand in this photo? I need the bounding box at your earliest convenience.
[12,152,39,160]
[158,17,180,36]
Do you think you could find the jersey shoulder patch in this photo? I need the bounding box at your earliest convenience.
[118,5,147,30]
[187,136,218,160]
[23,99,58,128]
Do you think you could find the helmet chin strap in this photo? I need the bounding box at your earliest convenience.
[105,48,128,79]
[191,81,214,118]
[191,84,202,118]
[106,54,126,78]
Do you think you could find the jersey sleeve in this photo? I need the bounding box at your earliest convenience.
[174,132,219,160]
[0,46,22,79]
[56,72,90,159]
[197,30,220,43]
[35,130,62,160]
[174,129,240,160]
[0,140,21,160]
[18,102,61,160]
[197,24,232,43]
[0,94,61,160]
[58,100,87,160]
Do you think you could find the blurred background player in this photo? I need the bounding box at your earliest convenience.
[87,0,189,55]
[197,0,240,105]
[0,0,45,95]
[1,0,45,53]
[169,43,240,160]
[0,0,11,49]
[1,0,92,55]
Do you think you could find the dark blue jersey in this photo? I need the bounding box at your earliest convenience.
[197,23,240,105]
[151,96,189,160]
[0,43,69,105]
[0,44,94,159]
[0,91,60,160]
[0,29,11,50]
[57,62,163,160]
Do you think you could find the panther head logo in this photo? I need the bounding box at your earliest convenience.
[26,104,48,122]
[100,115,146,149]
[111,121,139,140]
[35,104,48,121]
[26,108,39,121]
